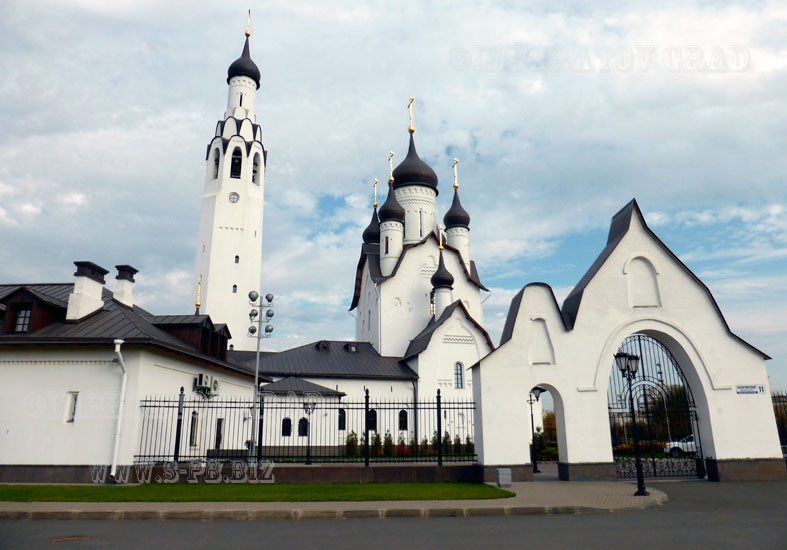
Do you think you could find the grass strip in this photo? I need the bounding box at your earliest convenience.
[0,482,514,503]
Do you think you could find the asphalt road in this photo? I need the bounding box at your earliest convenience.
[1,481,785,550]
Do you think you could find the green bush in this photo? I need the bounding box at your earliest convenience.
[537,446,559,461]
[383,431,394,456]
[453,435,463,454]
[345,431,358,456]
[442,431,453,455]
[371,432,382,457]
[465,435,475,455]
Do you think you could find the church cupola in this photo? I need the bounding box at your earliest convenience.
[362,208,380,244]
[392,98,438,245]
[224,12,261,121]
[443,158,471,269]
[431,232,454,318]
[379,160,405,276]
[227,32,261,89]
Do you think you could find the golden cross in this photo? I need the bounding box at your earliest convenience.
[373,178,378,208]
[388,151,395,183]
[408,97,415,134]
[196,276,202,308]
[453,158,459,190]
[245,9,251,37]
[438,225,444,250]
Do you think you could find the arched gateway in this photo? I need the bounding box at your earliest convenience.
[472,199,785,482]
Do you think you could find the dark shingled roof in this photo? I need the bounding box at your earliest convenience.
[227,36,261,89]
[392,134,438,194]
[497,199,769,359]
[404,301,494,360]
[362,207,381,243]
[228,341,417,380]
[430,251,454,289]
[262,376,345,397]
[0,283,261,378]
[350,231,487,310]
[378,182,405,223]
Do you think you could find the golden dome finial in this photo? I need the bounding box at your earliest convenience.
[373,178,378,208]
[452,158,459,190]
[408,97,415,134]
[438,225,444,250]
[195,276,202,314]
[388,151,395,183]
[245,9,251,37]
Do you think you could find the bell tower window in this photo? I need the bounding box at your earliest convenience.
[234,255,239,264]
[212,149,220,179]
[230,148,242,179]
[252,153,261,185]
[232,285,237,293]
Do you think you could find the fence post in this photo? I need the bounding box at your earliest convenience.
[364,388,370,468]
[172,387,185,463]
[436,389,442,467]
[257,393,264,463]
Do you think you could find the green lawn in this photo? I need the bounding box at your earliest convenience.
[0,482,514,503]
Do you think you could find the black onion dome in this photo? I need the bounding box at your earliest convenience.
[227,37,261,89]
[379,184,405,223]
[443,188,471,229]
[431,251,454,289]
[392,134,438,194]
[362,208,380,243]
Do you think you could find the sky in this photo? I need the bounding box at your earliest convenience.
[1,1,785,391]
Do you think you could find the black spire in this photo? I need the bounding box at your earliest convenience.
[227,36,261,89]
[392,134,438,194]
[362,208,381,244]
[379,183,405,223]
[430,251,454,289]
[443,188,471,229]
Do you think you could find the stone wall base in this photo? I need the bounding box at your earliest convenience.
[0,463,484,484]
[558,462,617,481]
[481,465,533,483]
[704,458,787,482]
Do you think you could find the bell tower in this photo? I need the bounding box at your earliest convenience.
[193,14,266,351]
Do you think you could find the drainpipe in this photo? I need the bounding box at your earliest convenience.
[109,339,129,481]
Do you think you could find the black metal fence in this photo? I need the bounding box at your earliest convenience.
[773,391,787,460]
[135,389,476,465]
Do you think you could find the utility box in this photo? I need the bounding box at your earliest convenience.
[496,467,512,487]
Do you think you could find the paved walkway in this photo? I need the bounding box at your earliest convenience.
[0,479,667,520]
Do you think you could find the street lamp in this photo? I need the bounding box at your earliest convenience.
[303,400,316,465]
[248,291,274,460]
[528,386,546,474]
[615,352,649,496]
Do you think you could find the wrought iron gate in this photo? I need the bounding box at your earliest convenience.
[608,334,706,479]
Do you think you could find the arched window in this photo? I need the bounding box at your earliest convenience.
[234,255,239,264]
[189,411,199,446]
[232,284,237,293]
[419,210,423,237]
[366,409,377,432]
[252,153,261,185]
[454,362,464,389]
[281,418,292,437]
[398,410,408,431]
[338,409,346,431]
[298,417,308,437]
[230,147,242,179]
[212,149,220,179]
[385,236,389,254]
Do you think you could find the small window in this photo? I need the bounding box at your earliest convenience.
[234,255,239,264]
[419,210,423,237]
[385,236,389,254]
[239,93,243,107]
[454,362,464,389]
[338,409,346,431]
[282,418,292,437]
[252,153,261,185]
[366,409,377,432]
[230,148,242,179]
[212,149,220,179]
[66,392,78,423]
[298,418,309,437]
[232,285,237,293]
[398,410,408,431]
[14,306,32,333]
[189,411,199,446]
[348,344,357,353]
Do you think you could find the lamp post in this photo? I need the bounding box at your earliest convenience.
[248,291,274,461]
[303,400,316,465]
[615,352,649,496]
[528,386,546,474]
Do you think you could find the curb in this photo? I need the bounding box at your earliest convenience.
[0,494,667,521]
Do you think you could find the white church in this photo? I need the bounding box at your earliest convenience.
[0,24,783,483]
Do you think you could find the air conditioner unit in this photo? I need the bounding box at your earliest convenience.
[211,378,220,395]
[195,373,211,392]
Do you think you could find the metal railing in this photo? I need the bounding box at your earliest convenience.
[135,389,476,465]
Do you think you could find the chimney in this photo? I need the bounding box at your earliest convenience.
[114,265,138,308]
[66,261,109,320]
